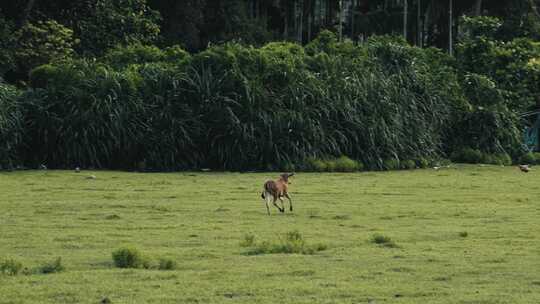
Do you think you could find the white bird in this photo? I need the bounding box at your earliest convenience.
[519,164,530,172]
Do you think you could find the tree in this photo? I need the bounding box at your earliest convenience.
[75,0,161,56]
[148,0,205,51]
[14,20,78,81]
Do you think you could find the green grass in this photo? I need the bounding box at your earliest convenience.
[1,165,540,303]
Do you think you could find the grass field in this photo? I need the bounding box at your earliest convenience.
[1,166,540,303]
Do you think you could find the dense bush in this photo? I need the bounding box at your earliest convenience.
[112,247,147,269]
[244,231,327,255]
[457,16,540,113]
[102,43,191,69]
[370,234,398,248]
[0,16,16,78]
[0,30,533,171]
[304,156,363,172]
[14,20,78,80]
[0,83,23,169]
[158,258,177,270]
[519,152,537,165]
[38,257,65,274]
[75,0,161,56]
[0,258,23,276]
[451,148,512,165]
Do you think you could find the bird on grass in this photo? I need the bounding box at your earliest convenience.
[518,164,531,173]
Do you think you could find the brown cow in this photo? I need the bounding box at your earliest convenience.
[261,173,294,215]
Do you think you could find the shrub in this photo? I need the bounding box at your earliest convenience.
[459,231,469,238]
[0,83,23,169]
[14,20,77,76]
[9,31,523,172]
[495,153,512,166]
[112,248,146,269]
[102,44,191,70]
[0,16,16,78]
[520,152,536,165]
[102,43,165,69]
[451,148,484,164]
[158,258,177,270]
[29,64,59,88]
[244,231,327,255]
[416,158,430,169]
[334,156,361,172]
[483,153,512,165]
[400,160,417,170]
[371,234,398,248]
[383,159,400,171]
[533,153,540,165]
[39,257,65,274]
[305,158,327,172]
[0,258,23,276]
[322,159,335,172]
[239,233,256,247]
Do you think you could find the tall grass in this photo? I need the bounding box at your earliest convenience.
[0,83,23,169]
[3,32,523,171]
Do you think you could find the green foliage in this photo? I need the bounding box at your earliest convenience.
[451,148,484,164]
[383,159,400,171]
[0,258,23,276]
[158,258,176,270]
[457,17,540,112]
[0,83,23,169]
[2,30,530,171]
[450,105,522,157]
[416,158,430,169]
[22,59,201,170]
[461,73,504,107]
[245,231,327,256]
[460,16,502,40]
[489,153,512,166]
[519,152,536,165]
[239,233,256,247]
[102,43,191,69]
[28,64,58,88]
[304,156,363,172]
[533,153,540,165]
[451,148,513,165]
[38,257,64,274]
[370,234,398,248]
[305,158,328,172]
[0,16,16,78]
[14,20,78,78]
[334,156,363,172]
[202,0,273,47]
[76,0,161,56]
[112,248,146,269]
[400,160,417,170]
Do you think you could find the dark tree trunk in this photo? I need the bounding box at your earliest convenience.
[474,0,482,16]
[19,0,37,28]
[448,0,453,55]
[403,0,408,40]
[417,0,422,46]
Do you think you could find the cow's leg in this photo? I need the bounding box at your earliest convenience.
[264,193,272,215]
[279,196,286,212]
[272,195,284,213]
[285,193,293,211]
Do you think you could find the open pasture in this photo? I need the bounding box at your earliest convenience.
[1,166,540,303]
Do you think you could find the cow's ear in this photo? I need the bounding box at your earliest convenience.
[288,173,295,177]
